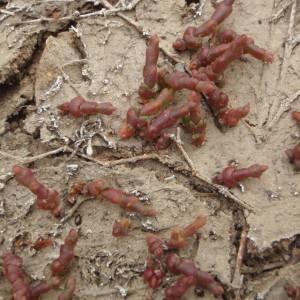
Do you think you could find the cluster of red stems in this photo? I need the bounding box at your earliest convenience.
[12,166,155,218]
[285,111,300,169]
[118,0,274,150]
[211,109,300,187]
[67,178,156,237]
[5,1,289,299]
[2,229,78,300]
[13,166,62,217]
[12,165,155,235]
[287,286,300,300]
[10,165,224,299]
[143,215,225,299]
[57,96,116,118]
[213,164,268,188]
[8,165,158,298]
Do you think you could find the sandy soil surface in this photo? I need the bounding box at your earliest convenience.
[0,0,300,299]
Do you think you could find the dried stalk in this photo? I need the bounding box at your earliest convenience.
[8,0,181,64]
[269,0,294,22]
[8,7,132,26]
[100,0,183,64]
[69,141,253,211]
[0,146,68,164]
[60,197,92,224]
[0,142,253,211]
[279,0,297,81]
[77,285,147,298]
[107,153,160,167]
[171,127,197,172]
[267,89,300,130]
[266,0,298,130]
[0,9,15,16]
[170,128,254,212]
[232,223,248,298]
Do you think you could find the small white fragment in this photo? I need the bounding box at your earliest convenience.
[69,25,82,37]
[45,76,63,97]
[238,183,245,193]
[86,139,94,156]
[131,190,151,203]
[48,113,60,130]
[103,78,109,85]
[102,86,109,93]
[72,10,80,17]
[0,172,13,181]
[141,220,156,232]
[86,229,93,234]
[99,250,112,257]
[115,285,128,298]
[164,175,176,181]
[82,68,91,78]
[37,105,50,114]
[66,164,79,176]
[0,201,5,216]
[256,293,265,300]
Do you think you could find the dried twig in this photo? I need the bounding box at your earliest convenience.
[119,0,145,9]
[46,59,87,98]
[77,285,147,298]
[291,34,300,50]
[269,0,294,22]
[0,146,68,164]
[201,93,224,132]
[0,151,22,162]
[267,0,298,130]
[8,0,180,64]
[25,147,68,163]
[35,0,74,2]
[242,120,259,143]
[66,145,162,169]
[69,143,253,211]
[62,59,88,68]
[59,66,82,96]
[242,261,285,274]
[170,128,254,211]
[8,6,133,26]
[232,223,248,298]
[171,127,197,172]
[0,142,253,211]
[0,9,15,16]
[60,197,92,224]
[267,89,300,130]
[196,168,253,212]
[64,145,161,167]
[107,153,161,167]
[279,0,297,81]
[100,0,183,64]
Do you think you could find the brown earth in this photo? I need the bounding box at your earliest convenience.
[0,0,300,299]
